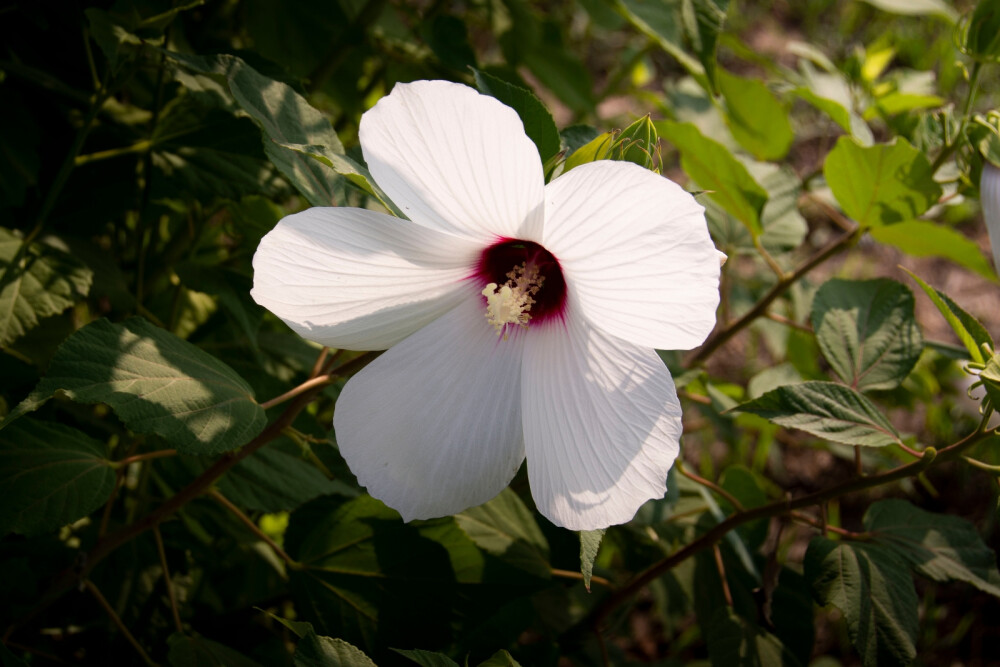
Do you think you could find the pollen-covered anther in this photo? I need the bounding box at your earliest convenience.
[481,262,545,339]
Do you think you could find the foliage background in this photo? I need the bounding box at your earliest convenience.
[2,0,1000,665]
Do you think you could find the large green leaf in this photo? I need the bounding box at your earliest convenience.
[473,69,561,164]
[0,418,115,536]
[166,633,263,667]
[865,499,1000,598]
[823,136,941,227]
[718,70,793,161]
[656,120,768,235]
[903,269,993,364]
[0,228,92,347]
[455,488,550,579]
[870,221,997,281]
[805,537,918,667]
[705,607,802,667]
[734,381,902,447]
[811,278,923,391]
[4,318,266,454]
[295,631,377,667]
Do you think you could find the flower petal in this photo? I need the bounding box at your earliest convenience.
[334,293,526,521]
[981,162,1000,272]
[522,313,683,530]
[360,80,545,243]
[251,207,480,350]
[542,160,721,350]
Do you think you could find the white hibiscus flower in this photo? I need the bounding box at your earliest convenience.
[252,80,722,530]
[981,162,1000,272]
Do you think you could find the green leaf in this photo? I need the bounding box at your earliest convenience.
[0,228,92,347]
[680,0,729,91]
[562,132,614,172]
[865,499,1000,598]
[477,650,523,667]
[579,529,605,591]
[4,318,266,455]
[965,0,1000,59]
[422,14,478,71]
[0,418,115,536]
[734,381,903,447]
[805,537,918,667]
[705,607,803,667]
[287,496,469,652]
[823,136,942,227]
[616,0,709,90]
[793,87,873,146]
[473,69,561,164]
[455,488,551,580]
[811,278,923,391]
[718,70,793,160]
[392,649,460,667]
[980,352,1000,410]
[296,631,377,667]
[870,221,997,280]
[902,269,993,364]
[656,120,768,236]
[860,0,957,20]
[274,142,400,215]
[167,633,264,667]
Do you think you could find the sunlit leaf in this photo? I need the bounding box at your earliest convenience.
[718,70,793,160]
[823,137,941,227]
[478,650,523,667]
[734,381,903,447]
[870,221,997,281]
[902,269,993,364]
[0,228,92,347]
[811,278,923,391]
[4,318,266,454]
[296,631,377,667]
[805,537,918,667]
[0,418,115,536]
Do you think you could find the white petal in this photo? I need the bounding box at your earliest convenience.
[542,160,721,350]
[251,207,480,350]
[334,293,526,521]
[360,80,545,243]
[981,162,1000,273]
[522,314,683,530]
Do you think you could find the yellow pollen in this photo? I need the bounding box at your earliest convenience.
[481,262,544,339]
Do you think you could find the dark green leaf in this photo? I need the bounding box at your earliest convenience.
[296,631,377,667]
[656,120,768,236]
[455,488,551,579]
[718,69,793,161]
[561,124,600,156]
[865,499,1000,597]
[823,136,941,227]
[167,634,262,667]
[579,529,605,591]
[4,318,266,454]
[680,0,729,91]
[0,228,92,347]
[811,278,923,391]
[473,69,561,163]
[705,607,802,667]
[870,221,997,280]
[478,651,523,667]
[805,537,918,667]
[422,15,478,71]
[391,649,460,667]
[734,381,902,447]
[966,0,1000,58]
[216,438,340,512]
[903,268,993,364]
[0,418,115,536]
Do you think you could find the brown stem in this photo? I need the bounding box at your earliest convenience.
[310,347,330,378]
[789,511,865,538]
[765,311,813,333]
[854,445,864,476]
[676,461,745,512]
[83,580,157,667]
[153,526,183,633]
[686,224,860,367]
[550,568,614,589]
[713,544,734,607]
[259,375,336,411]
[116,449,177,468]
[207,489,297,568]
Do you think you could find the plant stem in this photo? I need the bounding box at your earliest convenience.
[83,580,158,667]
[550,568,614,589]
[260,375,336,411]
[153,526,184,633]
[687,223,861,366]
[713,544,734,607]
[208,489,298,568]
[115,449,178,468]
[676,461,745,512]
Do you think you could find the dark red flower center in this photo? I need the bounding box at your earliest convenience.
[476,239,567,326]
